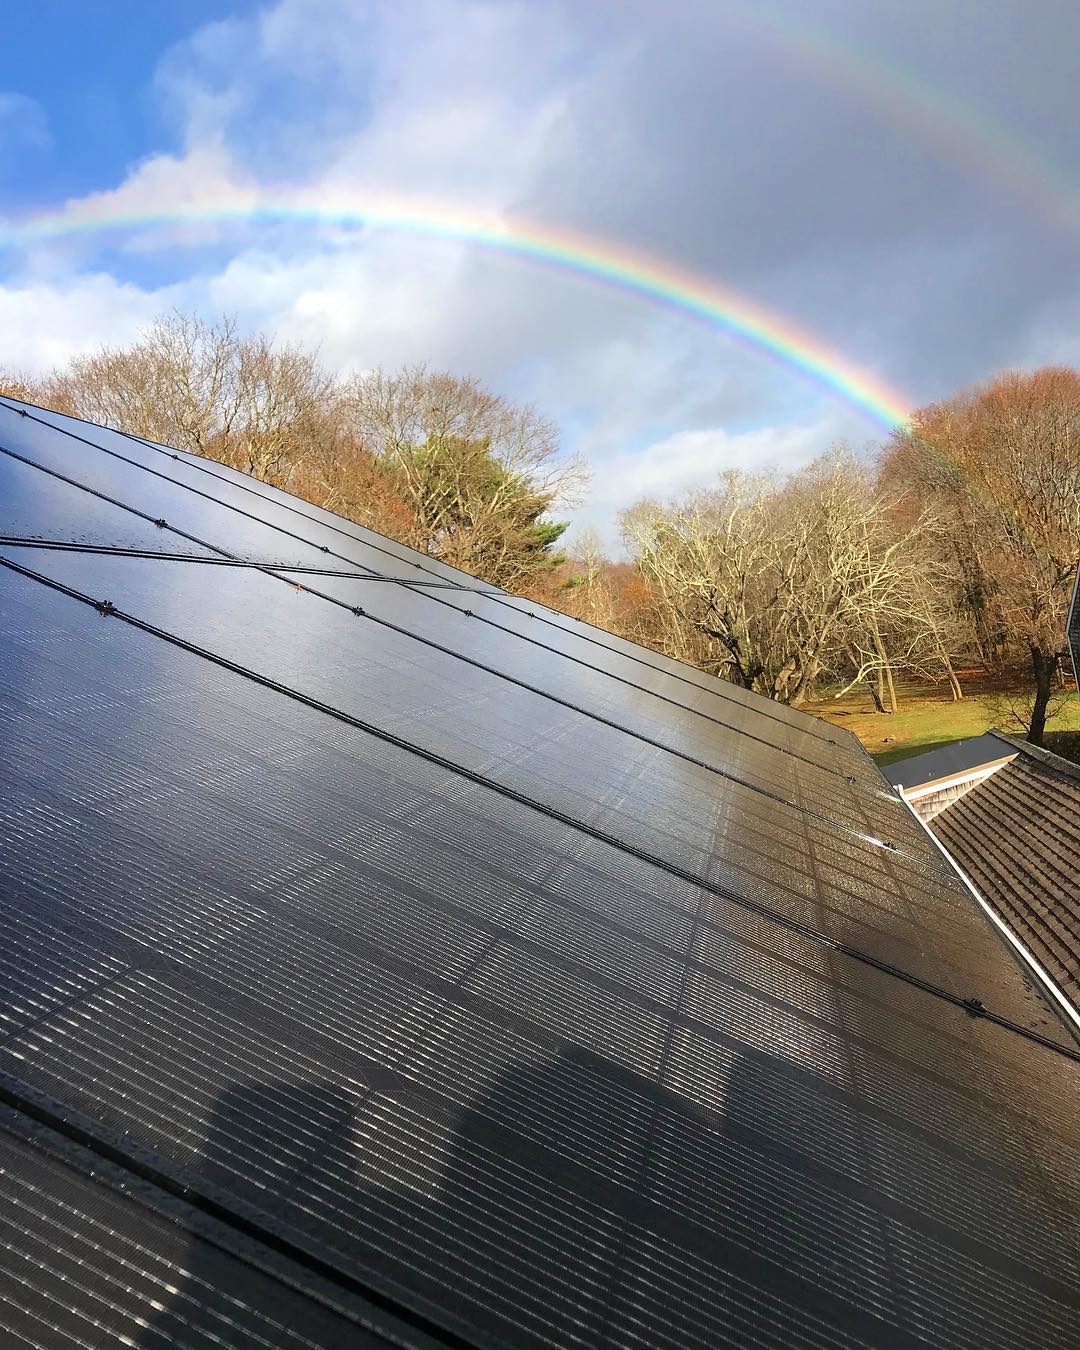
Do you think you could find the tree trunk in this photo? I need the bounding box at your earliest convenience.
[864,674,886,714]
[868,614,897,713]
[938,643,963,700]
[788,655,819,707]
[1028,644,1056,746]
[771,658,797,704]
[882,658,898,715]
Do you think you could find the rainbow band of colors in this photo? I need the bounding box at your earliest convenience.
[0,197,912,431]
[742,4,1080,241]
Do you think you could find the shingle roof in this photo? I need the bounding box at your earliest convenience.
[932,732,1080,1007]
[3,395,1080,1349]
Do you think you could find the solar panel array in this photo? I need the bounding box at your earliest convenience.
[1,394,1079,1350]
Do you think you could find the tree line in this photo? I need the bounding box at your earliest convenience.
[4,314,1079,744]
[592,367,1080,744]
[2,312,586,593]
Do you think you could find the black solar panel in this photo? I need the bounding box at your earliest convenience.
[1069,566,1080,690]
[2,394,1080,1350]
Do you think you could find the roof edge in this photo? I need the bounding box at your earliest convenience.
[986,729,1080,787]
[900,756,1016,800]
[902,795,1080,1047]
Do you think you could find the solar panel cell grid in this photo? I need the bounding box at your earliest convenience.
[0,549,991,1006]
[2,400,1080,1349]
[1,396,881,779]
[0,1120,388,1350]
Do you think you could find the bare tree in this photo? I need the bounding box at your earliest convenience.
[622,451,938,705]
[0,372,46,405]
[49,313,241,453]
[48,312,340,489]
[622,474,776,684]
[562,528,620,631]
[228,334,339,486]
[895,550,970,701]
[984,684,1072,740]
[813,465,961,712]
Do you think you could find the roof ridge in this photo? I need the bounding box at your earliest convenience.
[988,729,1080,787]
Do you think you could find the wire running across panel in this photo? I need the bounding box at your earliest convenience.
[0,396,880,783]
[3,564,1080,1350]
[0,532,1036,1013]
[3,402,1080,1350]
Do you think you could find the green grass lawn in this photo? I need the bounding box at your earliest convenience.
[803,676,1080,767]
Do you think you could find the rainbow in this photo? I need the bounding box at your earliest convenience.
[745,7,1080,239]
[0,194,912,431]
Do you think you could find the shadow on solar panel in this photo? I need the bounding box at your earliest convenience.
[133,1045,899,1350]
[117,1031,1078,1350]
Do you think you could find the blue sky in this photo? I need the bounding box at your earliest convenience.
[1,0,1078,543]
[1,3,251,202]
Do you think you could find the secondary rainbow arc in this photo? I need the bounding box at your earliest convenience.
[744,4,1080,239]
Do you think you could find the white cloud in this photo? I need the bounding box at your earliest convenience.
[34,140,257,261]
[571,414,850,548]
[4,0,1075,541]
[0,92,49,154]
[0,274,171,374]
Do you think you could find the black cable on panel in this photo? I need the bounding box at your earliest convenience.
[3,552,1078,1068]
[0,410,889,817]
[0,519,911,861]
[0,1079,481,1350]
[0,537,502,589]
[0,438,904,835]
[0,394,858,757]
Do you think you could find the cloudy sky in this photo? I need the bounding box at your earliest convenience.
[1,0,1078,543]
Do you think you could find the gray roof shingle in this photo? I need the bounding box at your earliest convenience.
[932,735,1080,1004]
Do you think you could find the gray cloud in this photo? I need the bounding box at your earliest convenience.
[512,0,1080,401]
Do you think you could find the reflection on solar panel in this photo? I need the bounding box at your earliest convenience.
[2,393,1080,1350]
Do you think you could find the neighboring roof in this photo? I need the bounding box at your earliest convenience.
[933,733,1080,1007]
[3,395,1080,1350]
[882,732,1016,791]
